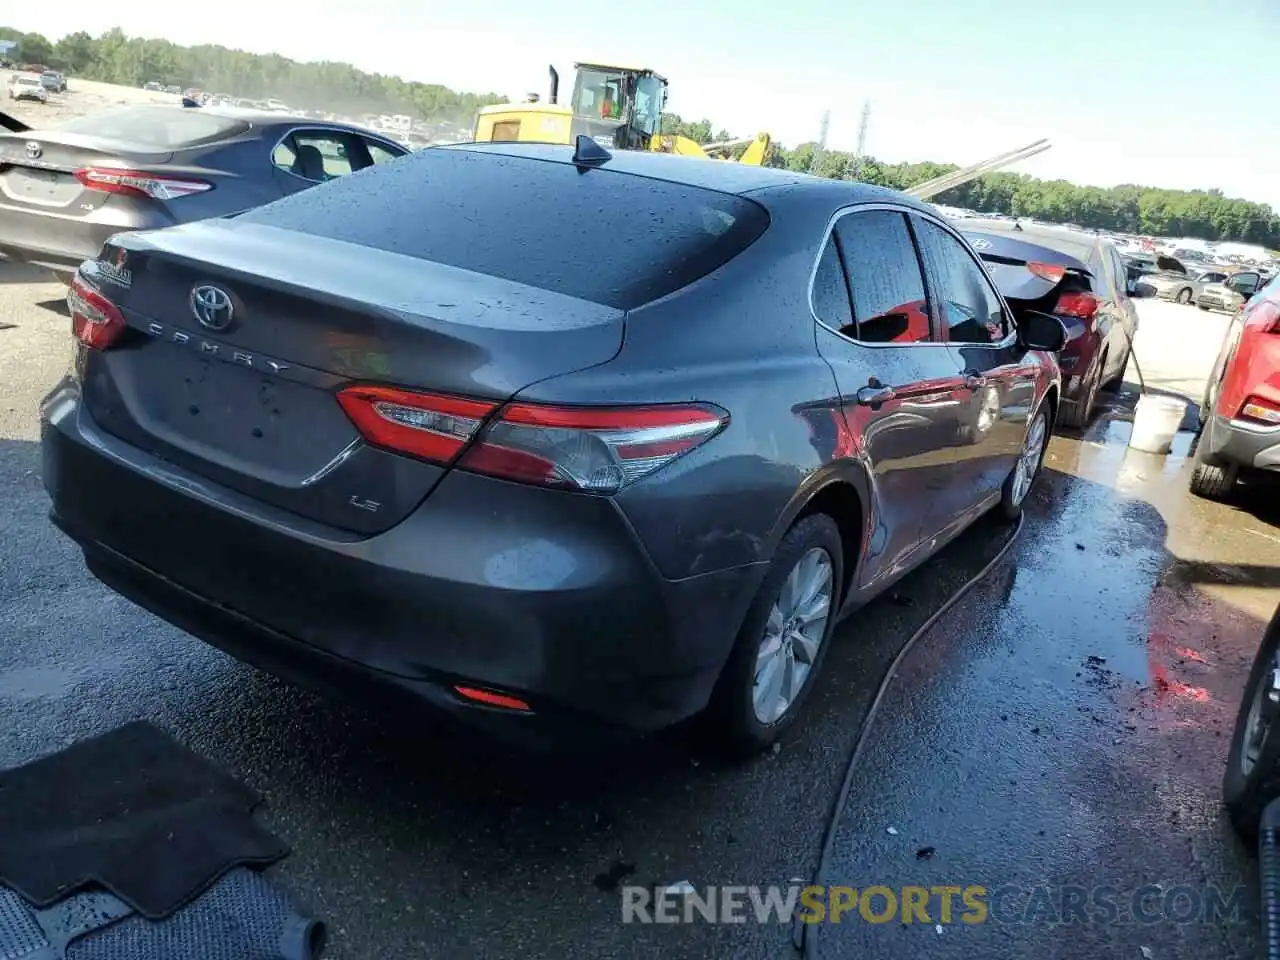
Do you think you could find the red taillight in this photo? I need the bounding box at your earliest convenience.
[336,385,729,494]
[1027,261,1066,284]
[453,685,531,712]
[1239,395,1280,426]
[67,275,126,350]
[74,167,213,200]
[1055,291,1099,320]
[335,386,496,464]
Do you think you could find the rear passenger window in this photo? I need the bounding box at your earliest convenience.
[833,211,932,344]
[811,238,854,333]
[914,219,1007,345]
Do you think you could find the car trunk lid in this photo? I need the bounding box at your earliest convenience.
[78,221,625,534]
[0,132,174,214]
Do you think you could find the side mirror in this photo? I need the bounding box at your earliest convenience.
[1018,310,1068,353]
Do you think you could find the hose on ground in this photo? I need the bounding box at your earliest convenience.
[796,512,1025,958]
[1259,797,1280,960]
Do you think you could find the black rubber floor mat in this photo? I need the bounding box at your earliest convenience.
[0,868,324,960]
[0,722,288,919]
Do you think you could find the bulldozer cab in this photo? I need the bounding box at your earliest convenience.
[568,63,667,150]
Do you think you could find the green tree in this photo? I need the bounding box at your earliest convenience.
[15,32,54,66]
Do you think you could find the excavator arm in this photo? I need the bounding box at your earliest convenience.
[650,131,772,165]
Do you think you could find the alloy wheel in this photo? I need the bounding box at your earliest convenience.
[1010,412,1048,506]
[752,548,834,724]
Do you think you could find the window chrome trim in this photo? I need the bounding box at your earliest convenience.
[268,125,409,185]
[807,200,1017,351]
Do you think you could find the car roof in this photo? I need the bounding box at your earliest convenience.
[121,104,398,140]
[437,141,933,213]
[960,217,1103,261]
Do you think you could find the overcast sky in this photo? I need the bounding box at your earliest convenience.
[8,0,1278,212]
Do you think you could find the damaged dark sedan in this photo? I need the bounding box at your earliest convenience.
[42,141,1066,754]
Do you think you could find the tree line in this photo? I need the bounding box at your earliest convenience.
[0,26,503,126]
[3,25,1275,248]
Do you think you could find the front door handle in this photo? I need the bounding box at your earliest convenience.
[856,385,896,406]
[964,371,986,390]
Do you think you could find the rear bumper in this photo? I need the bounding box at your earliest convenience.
[0,202,165,274]
[1197,294,1238,313]
[1206,412,1280,471]
[41,379,761,744]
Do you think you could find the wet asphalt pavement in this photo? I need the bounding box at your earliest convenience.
[0,276,1273,959]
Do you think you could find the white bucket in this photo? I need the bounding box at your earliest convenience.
[1128,394,1187,455]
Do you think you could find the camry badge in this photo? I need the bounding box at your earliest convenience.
[190,284,235,331]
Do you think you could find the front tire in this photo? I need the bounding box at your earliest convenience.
[1225,611,1280,845]
[999,405,1049,521]
[707,513,843,757]
[1176,288,1192,304]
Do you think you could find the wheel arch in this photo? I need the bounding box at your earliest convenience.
[765,465,870,609]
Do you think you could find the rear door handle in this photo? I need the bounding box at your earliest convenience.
[856,385,895,406]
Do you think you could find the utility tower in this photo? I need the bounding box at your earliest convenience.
[850,101,870,180]
[811,109,830,173]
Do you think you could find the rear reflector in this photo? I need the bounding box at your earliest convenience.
[1240,395,1280,426]
[1027,261,1066,284]
[453,685,532,712]
[1055,291,1099,320]
[67,275,126,350]
[74,167,213,201]
[337,385,728,494]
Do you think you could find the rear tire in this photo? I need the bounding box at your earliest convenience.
[1059,357,1102,429]
[1224,611,1280,845]
[998,405,1049,521]
[706,513,843,758]
[1189,424,1238,500]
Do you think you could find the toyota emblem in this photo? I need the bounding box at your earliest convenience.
[24,141,41,160]
[190,284,235,331]
[969,237,992,250]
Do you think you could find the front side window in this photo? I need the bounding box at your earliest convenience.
[832,210,932,344]
[575,68,624,120]
[1229,272,1261,296]
[914,218,1007,345]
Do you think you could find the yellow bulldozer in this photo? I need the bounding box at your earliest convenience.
[473,62,771,165]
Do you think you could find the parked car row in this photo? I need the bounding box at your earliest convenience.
[1122,250,1271,315]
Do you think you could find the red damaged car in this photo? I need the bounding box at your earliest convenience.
[1193,275,1280,499]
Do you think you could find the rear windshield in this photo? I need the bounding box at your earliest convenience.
[54,106,249,148]
[240,148,770,309]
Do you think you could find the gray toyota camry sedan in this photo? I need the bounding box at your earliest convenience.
[40,140,1064,755]
[0,103,407,275]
